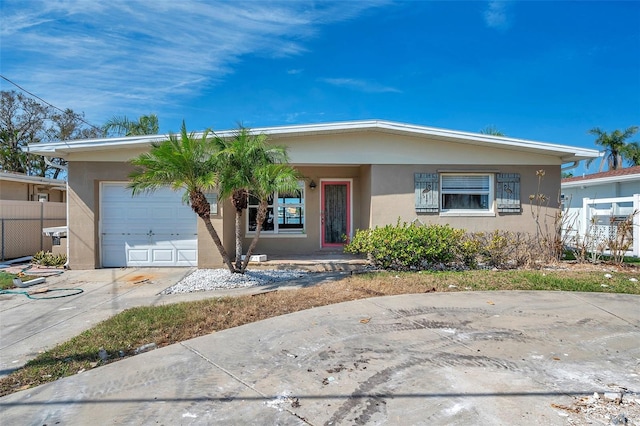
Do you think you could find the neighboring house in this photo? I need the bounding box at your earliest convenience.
[0,172,67,261]
[561,166,640,257]
[26,120,598,269]
[0,171,66,202]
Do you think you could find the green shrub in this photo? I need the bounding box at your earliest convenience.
[31,251,67,267]
[458,234,482,268]
[470,230,536,268]
[474,230,512,267]
[345,221,466,270]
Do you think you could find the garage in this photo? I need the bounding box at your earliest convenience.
[100,182,197,267]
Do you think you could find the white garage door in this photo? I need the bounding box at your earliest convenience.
[101,183,197,267]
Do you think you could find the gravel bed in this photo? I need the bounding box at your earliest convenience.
[160,269,308,294]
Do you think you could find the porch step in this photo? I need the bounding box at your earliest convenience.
[253,258,368,272]
[241,254,267,263]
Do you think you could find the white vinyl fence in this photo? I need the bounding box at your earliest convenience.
[566,194,640,258]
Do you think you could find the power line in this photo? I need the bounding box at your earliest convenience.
[0,74,103,133]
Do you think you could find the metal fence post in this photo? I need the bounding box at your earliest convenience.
[1,218,4,261]
[634,194,640,258]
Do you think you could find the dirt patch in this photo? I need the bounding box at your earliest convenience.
[559,390,640,425]
[125,275,156,284]
[544,261,640,273]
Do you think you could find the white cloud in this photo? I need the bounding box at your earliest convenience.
[283,111,326,124]
[0,0,390,125]
[320,78,401,94]
[483,1,512,31]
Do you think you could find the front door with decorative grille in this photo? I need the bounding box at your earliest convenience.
[321,181,350,247]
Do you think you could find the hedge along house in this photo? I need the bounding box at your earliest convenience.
[26,120,599,269]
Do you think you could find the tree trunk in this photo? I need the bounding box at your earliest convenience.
[231,189,248,273]
[201,215,236,273]
[234,209,243,272]
[190,190,235,273]
[241,200,267,272]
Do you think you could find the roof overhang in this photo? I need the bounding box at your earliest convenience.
[25,119,600,163]
[561,173,640,188]
[0,172,66,187]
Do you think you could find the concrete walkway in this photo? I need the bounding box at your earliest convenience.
[1,280,639,424]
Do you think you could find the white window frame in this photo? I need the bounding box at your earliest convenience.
[246,181,306,236]
[440,173,495,217]
[204,192,218,215]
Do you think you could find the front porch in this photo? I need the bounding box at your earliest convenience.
[246,252,367,272]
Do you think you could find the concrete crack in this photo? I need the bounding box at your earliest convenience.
[180,342,316,425]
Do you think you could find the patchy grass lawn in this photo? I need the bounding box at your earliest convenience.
[1,267,638,397]
[0,271,38,290]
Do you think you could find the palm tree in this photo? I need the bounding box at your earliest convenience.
[241,163,300,272]
[214,127,297,272]
[480,126,505,136]
[587,126,638,171]
[103,114,159,137]
[128,121,235,273]
[622,141,640,166]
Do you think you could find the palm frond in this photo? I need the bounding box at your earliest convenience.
[587,126,638,170]
[128,121,219,197]
[103,114,160,137]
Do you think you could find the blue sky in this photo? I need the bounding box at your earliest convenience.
[1,1,639,174]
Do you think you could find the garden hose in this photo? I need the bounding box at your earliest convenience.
[17,264,64,278]
[0,288,83,299]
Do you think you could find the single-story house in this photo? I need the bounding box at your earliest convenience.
[561,166,640,257]
[26,120,599,269]
[0,171,66,202]
[562,166,640,201]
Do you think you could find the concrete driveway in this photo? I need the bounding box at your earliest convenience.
[0,268,201,377]
[1,285,639,425]
[0,267,347,377]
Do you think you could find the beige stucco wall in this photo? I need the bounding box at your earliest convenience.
[359,165,372,230]
[369,164,561,235]
[274,131,564,166]
[0,181,29,200]
[67,161,225,269]
[61,129,568,268]
[67,162,130,268]
[0,180,65,202]
[239,163,560,263]
[65,160,561,269]
[240,166,363,257]
[65,131,564,168]
[197,198,229,269]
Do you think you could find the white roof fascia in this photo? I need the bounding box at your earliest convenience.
[561,173,640,188]
[25,134,170,157]
[25,120,600,161]
[0,172,66,186]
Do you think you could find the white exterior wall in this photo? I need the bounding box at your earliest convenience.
[562,176,640,257]
[620,180,640,196]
